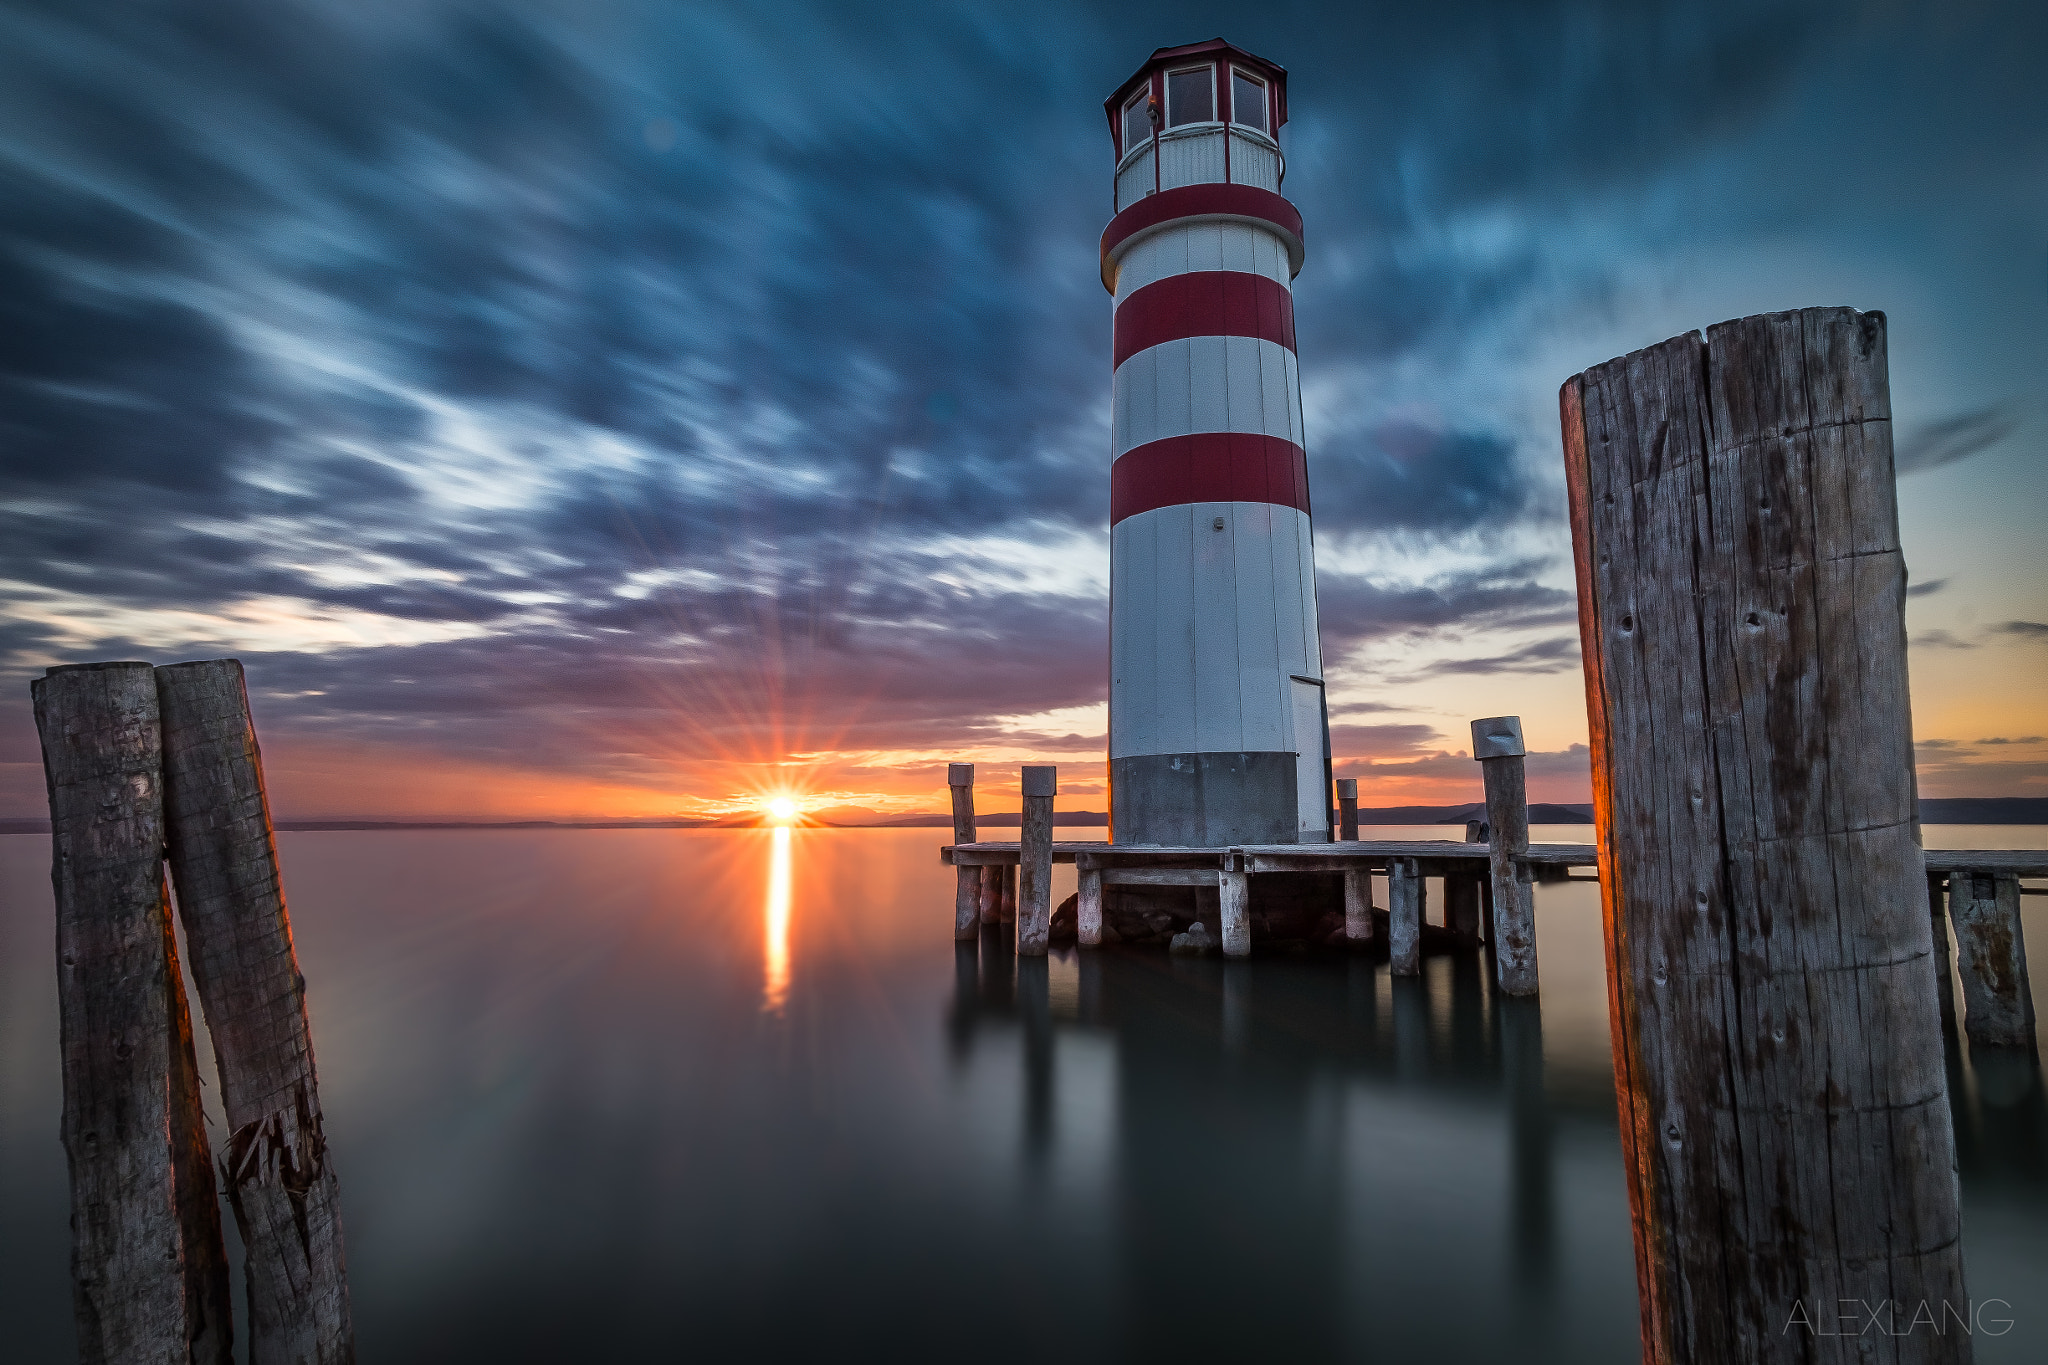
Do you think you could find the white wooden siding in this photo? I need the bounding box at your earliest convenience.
[1289,679,1326,835]
[1157,128,1227,191]
[1111,336,1302,458]
[1227,131,1282,191]
[1114,145,1155,212]
[1112,222,1293,301]
[1109,503,1321,759]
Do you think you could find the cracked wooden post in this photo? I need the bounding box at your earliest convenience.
[1564,308,1966,1359]
[1388,856,1421,976]
[979,865,1001,925]
[1474,717,1537,996]
[1949,870,2036,1047]
[1467,818,1495,943]
[948,763,979,941]
[1220,848,1251,957]
[1343,863,1373,945]
[1017,765,1055,955]
[33,661,232,1365]
[1077,863,1103,947]
[1336,777,1359,841]
[155,660,353,1365]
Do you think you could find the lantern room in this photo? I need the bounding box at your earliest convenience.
[1103,38,1290,213]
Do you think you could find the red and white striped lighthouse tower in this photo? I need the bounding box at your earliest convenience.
[1105,40,1327,843]
[1101,39,1329,847]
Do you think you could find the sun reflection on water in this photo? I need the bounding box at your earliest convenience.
[763,826,792,1012]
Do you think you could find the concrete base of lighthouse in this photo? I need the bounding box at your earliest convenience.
[1111,751,1328,847]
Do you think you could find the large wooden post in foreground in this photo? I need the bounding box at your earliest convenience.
[1564,308,1966,1360]
[33,662,232,1365]
[1474,717,1536,995]
[1017,766,1055,955]
[155,660,353,1364]
[948,764,979,940]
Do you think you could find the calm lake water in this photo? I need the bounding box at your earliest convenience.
[3,825,2043,1361]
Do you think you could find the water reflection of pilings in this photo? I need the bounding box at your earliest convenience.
[943,932,1572,1316]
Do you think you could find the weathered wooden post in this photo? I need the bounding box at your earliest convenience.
[1388,856,1421,976]
[1343,862,1373,945]
[33,662,232,1365]
[979,865,1001,925]
[1473,717,1536,995]
[154,660,353,1364]
[1017,765,1055,955]
[1466,818,1495,943]
[1443,865,1482,945]
[1000,865,1018,922]
[948,763,979,940]
[1220,848,1251,957]
[1564,308,1967,1358]
[1948,870,2036,1047]
[1077,864,1103,947]
[1336,777,1359,841]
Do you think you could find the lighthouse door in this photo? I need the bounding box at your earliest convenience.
[1289,678,1329,843]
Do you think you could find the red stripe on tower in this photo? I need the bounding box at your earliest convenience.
[1112,272,1295,369]
[1110,433,1310,525]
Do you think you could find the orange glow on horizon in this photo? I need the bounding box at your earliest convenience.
[763,826,792,1012]
[766,796,800,823]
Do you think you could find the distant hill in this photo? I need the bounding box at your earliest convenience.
[1916,798,2048,825]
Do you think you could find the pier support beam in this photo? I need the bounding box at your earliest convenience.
[1564,307,1966,1358]
[980,865,1001,925]
[1336,777,1359,841]
[1017,766,1055,955]
[1220,849,1250,957]
[1949,871,2036,1047]
[1474,717,1536,996]
[948,763,979,940]
[1077,866,1103,947]
[1388,857,1421,976]
[1343,867,1373,945]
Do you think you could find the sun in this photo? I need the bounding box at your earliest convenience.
[765,796,800,824]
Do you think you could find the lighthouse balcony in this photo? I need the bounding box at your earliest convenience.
[1115,125,1282,212]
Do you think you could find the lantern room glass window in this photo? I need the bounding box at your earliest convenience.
[1121,89,1150,153]
[1165,65,1214,127]
[1232,69,1268,134]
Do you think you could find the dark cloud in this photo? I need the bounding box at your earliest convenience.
[1399,635,1582,681]
[1911,630,1977,650]
[1906,578,1948,598]
[1991,621,2048,641]
[1,0,2040,812]
[1975,736,2046,746]
[1895,406,2017,475]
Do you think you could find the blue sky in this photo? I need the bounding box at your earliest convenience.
[1,0,2042,817]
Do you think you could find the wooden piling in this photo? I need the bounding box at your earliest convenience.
[1466,819,1494,943]
[154,660,353,1365]
[1388,857,1421,976]
[1473,717,1536,995]
[979,865,1001,924]
[1017,766,1055,955]
[33,662,232,1365]
[1220,849,1251,957]
[1077,866,1103,947]
[1948,871,2036,1047]
[1564,308,1967,1357]
[1336,777,1359,841]
[1343,867,1373,944]
[948,763,979,941]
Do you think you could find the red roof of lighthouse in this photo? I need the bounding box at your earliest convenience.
[1103,38,1289,149]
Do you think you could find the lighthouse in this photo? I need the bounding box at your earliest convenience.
[1102,40,1330,846]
